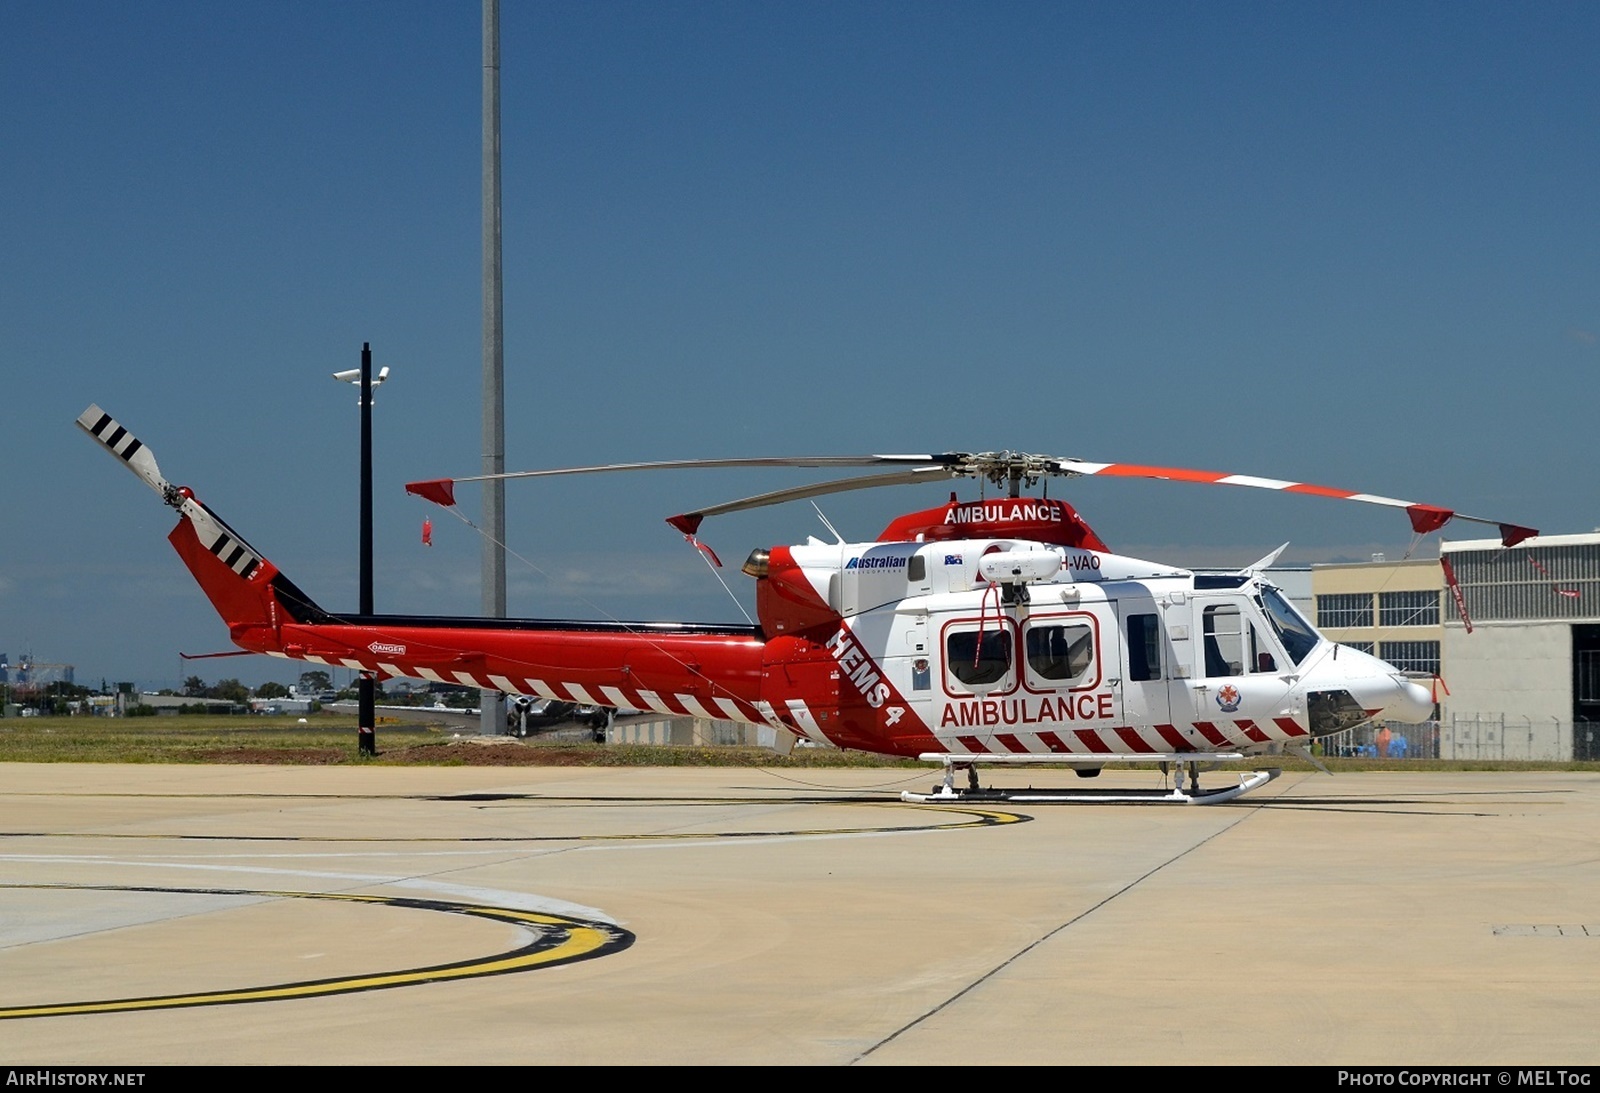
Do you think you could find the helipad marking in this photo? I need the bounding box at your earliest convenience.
[0,884,635,1020]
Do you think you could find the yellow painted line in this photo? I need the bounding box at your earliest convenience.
[0,885,633,1021]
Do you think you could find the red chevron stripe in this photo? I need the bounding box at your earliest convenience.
[1114,727,1156,753]
[1192,721,1229,747]
[1274,716,1308,737]
[1075,729,1112,754]
[1155,724,1193,752]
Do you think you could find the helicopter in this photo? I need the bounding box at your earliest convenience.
[78,405,1536,804]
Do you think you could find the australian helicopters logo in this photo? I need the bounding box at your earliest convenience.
[845,555,908,571]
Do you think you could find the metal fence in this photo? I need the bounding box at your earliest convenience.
[1318,717,1599,761]
[1318,721,1441,760]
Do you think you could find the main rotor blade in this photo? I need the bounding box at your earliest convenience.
[667,466,960,536]
[406,454,966,507]
[1046,458,1537,547]
[404,444,1538,548]
[453,453,960,483]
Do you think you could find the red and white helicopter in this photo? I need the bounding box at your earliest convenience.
[79,405,1536,804]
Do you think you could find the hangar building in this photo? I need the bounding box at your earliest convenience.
[1310,534,1600,761]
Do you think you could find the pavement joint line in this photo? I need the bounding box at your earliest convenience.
[851,782,1282,1064]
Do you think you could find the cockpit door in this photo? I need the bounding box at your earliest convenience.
[1177,595,1295,734]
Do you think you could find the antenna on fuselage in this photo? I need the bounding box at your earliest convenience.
[810,501,845,544]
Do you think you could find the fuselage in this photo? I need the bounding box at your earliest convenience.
[740,535,1434,757]
[230,528,1433,760]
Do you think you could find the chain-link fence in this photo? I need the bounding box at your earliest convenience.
[1318,717,1599,761]
[1318,721,1440,759]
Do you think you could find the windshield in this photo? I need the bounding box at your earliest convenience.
[1257,586,1319,666]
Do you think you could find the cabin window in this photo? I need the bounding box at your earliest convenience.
[907,555,926,582]
[946,629,1013,689]
[1203,604,1245,678]
[1025,623,1095,686]
[1126,613,1162,681]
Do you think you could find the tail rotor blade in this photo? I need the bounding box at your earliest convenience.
[76,404,174,502]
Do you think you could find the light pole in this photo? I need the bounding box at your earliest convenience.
[333,343,390,755]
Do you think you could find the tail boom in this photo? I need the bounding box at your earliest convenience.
[244,618,772,726]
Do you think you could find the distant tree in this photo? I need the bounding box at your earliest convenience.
[255,681,290,699]
[213,679,250,704]
[298,670,332,694]
[42,681,90,716]
[182,675,206,697]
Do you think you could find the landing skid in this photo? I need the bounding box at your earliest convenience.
[900,752,1280,805]
[901,768,1279,805]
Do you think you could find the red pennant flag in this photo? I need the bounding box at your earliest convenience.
[684,535,722,568]
[422,518,433,547]
[1440,556,1473,634]
[1528,553,1578,598]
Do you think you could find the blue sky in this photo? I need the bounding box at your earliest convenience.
[3,2,1596,688]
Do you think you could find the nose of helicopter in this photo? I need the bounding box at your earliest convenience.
[1347,674,1435,724]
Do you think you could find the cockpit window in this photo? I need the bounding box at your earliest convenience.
[1259,587,1319,666]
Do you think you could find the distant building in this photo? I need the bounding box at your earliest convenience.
[1309,537,1600,761]
[0,654,75,695]
[1440,532,1600,761]
[1312,557,1443,678]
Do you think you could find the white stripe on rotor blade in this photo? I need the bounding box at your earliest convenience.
[1217,474,1297,490]
[1348,493,1410,507]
